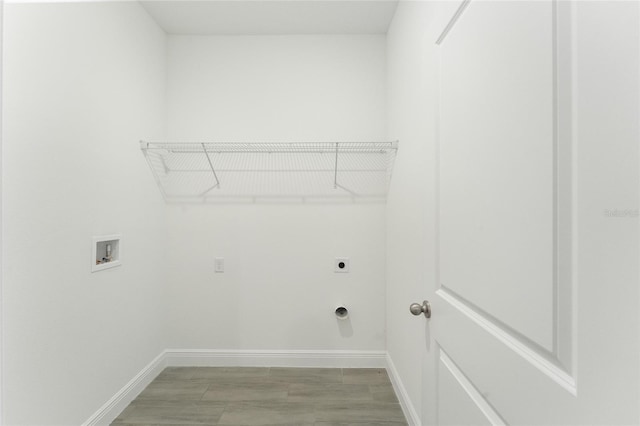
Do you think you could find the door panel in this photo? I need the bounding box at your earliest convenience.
[434,292,577,424]
[428,0,639,425]
[438,351,500,426]
[438,0,556,352]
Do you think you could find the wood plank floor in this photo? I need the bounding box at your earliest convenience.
[111,367,408,425]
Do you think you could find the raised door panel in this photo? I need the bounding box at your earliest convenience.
[435,0,577,423]
[438,0,555,352]
[437,352,499,426]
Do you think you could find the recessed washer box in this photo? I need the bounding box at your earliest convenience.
[92,234,121,273]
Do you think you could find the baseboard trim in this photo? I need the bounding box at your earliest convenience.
[165,349,387,368]
[386,353,421,426]
[82,351,167,426]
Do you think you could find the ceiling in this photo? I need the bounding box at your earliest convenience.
[140,1,399,35]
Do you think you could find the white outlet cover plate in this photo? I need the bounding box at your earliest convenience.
[335,257,349,273]
[215,257,224,273]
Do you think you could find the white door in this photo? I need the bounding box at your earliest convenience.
[420,1,639,424]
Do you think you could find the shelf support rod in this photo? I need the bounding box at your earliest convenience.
[334,142,339,189]
[202,143,220,189]
[335,183,358,197]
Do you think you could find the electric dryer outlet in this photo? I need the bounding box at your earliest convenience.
[334,257,350,273]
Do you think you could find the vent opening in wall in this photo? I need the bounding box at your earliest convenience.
[92,235,121,272]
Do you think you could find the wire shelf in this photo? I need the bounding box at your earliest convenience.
[140,141,398,202]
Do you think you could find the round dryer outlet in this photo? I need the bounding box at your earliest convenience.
[334,257,350,273]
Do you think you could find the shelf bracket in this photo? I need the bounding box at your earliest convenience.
[334,142,339,189]
[201,143,221,192]
[335,183,358,197]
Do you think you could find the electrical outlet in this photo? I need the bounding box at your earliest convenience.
[215,257,224,273]
[335,257,349,273]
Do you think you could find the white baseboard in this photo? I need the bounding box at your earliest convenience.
[165,349,387,368]
[386,353,421,426]
[82,351,167,426]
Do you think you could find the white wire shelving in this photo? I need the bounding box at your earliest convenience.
[140,141,398,203]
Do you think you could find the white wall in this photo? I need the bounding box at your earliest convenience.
[0,0,4,420]
[385,2,446,423]
[165,35,388,351]
[3,3,168,424]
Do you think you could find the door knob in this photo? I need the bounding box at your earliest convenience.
[409,300,431,318]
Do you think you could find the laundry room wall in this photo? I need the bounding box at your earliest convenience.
[164,35,389,353]
[3,3,168,424]
[385,1,441,422]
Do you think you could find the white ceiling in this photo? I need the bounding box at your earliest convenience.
[140,1,399,35]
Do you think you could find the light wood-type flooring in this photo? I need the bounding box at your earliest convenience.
[112,367,408,425]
